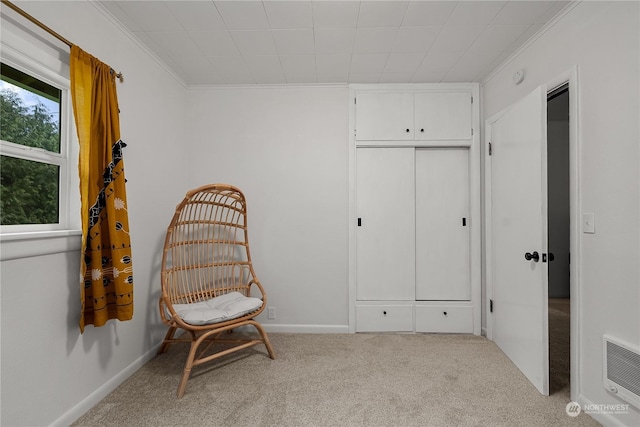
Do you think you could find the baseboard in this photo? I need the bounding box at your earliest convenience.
[481,326,487,337]
[50,342,162,427]
[263,324,350,334]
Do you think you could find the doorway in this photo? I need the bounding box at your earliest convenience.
[485,68,580,400]
[547,84,570,394]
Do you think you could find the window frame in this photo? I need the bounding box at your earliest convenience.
[0,44,77,235]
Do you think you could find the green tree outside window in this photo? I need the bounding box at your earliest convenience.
[1,63,62,226]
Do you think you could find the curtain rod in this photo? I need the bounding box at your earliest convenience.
[1,0,124,82]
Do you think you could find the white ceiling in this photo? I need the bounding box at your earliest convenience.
[98,0,570,86]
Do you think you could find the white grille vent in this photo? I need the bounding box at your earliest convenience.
[603,334,640,409]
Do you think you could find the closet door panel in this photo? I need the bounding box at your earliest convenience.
[355,92,414,141]
[415,148,470,300]
[414,91,472,140]
[356,148,415,300]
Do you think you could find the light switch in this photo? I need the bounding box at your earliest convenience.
[583,213,595,234]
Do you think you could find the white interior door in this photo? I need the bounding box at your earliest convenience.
[415,148,470,300]
[356,147,415,300]
[488,85,549,395]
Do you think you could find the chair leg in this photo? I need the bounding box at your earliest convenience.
[177,339,199,399]
[251,321,276,359]
[173,322,274,398]
[158,326,178,355]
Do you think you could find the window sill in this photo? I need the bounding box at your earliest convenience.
[0,229,82,261]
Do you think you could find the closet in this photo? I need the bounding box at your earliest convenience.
[349,84,481,335]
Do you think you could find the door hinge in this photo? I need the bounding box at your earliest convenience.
[471,96,474,104]
[354,97,357,105]
[471,128,474,136]
[490,299,494,313]
[488,142,492,156]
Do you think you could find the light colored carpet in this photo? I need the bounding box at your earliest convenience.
[73,327,599,426]
[549,298,571,395]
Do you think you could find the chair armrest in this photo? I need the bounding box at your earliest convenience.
[248,278,267,301]
[159,293,181,325]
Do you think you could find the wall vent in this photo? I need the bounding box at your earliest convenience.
[603,334,640,409]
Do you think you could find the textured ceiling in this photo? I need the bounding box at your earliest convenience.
[99,1,570,86]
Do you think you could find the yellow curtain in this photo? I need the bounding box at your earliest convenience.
[70,45,133,333]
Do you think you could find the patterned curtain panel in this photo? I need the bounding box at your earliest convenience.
[70,45,133,333]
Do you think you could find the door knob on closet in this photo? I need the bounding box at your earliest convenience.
[405,129,410,133]
[524,251,540,262]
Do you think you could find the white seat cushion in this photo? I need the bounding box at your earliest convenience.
[172,292,263,326]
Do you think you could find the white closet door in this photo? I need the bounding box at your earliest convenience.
[356,148,415,300]
[355,92,414,141]
[414,92,472,140]
[415,148,470,300]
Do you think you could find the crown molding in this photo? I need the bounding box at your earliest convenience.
[481,0,581,87]
[89,0,187,89]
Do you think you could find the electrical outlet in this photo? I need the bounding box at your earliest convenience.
[267,307,276,320]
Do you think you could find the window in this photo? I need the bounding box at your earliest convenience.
[1,61,72,232]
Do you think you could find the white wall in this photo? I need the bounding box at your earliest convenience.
[186,86,350,331]
[482,2,639,425]
[0,2,188,426]
[2,1,639,426]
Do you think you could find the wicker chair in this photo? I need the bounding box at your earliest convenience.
[158,184,275,398]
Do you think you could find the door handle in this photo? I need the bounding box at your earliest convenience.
[525,251,540,262]
[541,252,555,263]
